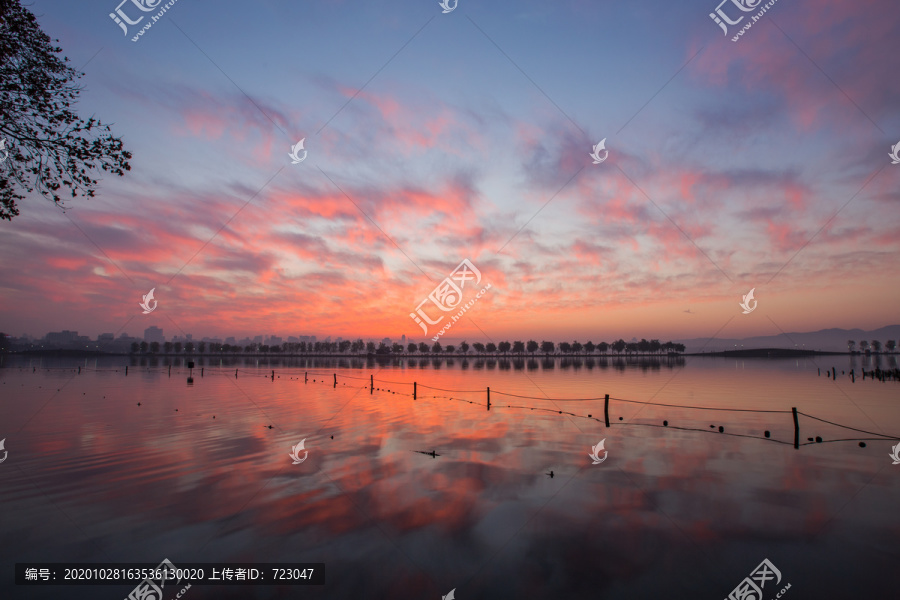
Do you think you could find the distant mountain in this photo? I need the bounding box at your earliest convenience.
[676,325,900,353]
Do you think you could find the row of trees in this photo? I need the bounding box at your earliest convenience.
[129,338,686,356]
[847,340,898,353]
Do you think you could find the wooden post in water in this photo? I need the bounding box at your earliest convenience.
[235,368,238,378]
[305,371,308,383]
[832,367,836,380]
[370,374,374,392]
[168,365,171,377]
[125,366,128,376]
[333,373,337,388]
[271,370,275,381]
[487,387,490,410]
[413,381,417,400]
[604,394,610,427]
[201,367,204,377]
[792,407,799,449]
[851,369,854,383]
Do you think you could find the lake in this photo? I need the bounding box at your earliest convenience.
[1,354,898,599]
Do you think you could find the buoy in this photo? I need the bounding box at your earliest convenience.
[859,442,866,448]
[718,426,724,433]
[815,436,822,443]
[764,430,770,438]
[663,420,668,426]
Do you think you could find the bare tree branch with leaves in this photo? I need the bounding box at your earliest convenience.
[0,0,131,220]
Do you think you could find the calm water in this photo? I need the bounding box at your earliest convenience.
[1,354,898,599]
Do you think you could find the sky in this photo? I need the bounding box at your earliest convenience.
[1,0,899,344]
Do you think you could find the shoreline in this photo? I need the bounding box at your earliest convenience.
[0,348,880,359]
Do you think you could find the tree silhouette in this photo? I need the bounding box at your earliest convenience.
[847,340,855,353]
[139,340,148,354]
[150,341,160,354]
[527,340,538,355]
[130,341,139,353]
[445,344,456,353]
[0,1,132,220]
[164,341,172,354]
[540,341,555,355]
[418,342,429,354]
[185,342,194,353]
[612,339,626,354]
[473,342,485,354]
[486,342,497,353]
[872,340,882,353]
[513,341,525,354]
[559,341,571,354]
[584,341,595,354]
[459,340,469,354]
[432,341,442,353]
[365,341,375,353]
[599,341,610,354]
[859,340,869,353]
[886,340,896,353]
[498,341,511,354]
[407,342,417,354]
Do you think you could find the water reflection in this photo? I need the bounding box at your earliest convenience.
[115,354,690,372]
[0,355,896,599]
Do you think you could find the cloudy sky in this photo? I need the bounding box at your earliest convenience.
[1,0,898,343]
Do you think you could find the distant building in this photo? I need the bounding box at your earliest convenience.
[98,333,115,342]
[45,330,80,345]
[144,326,164,344]
[225,337,236,345]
